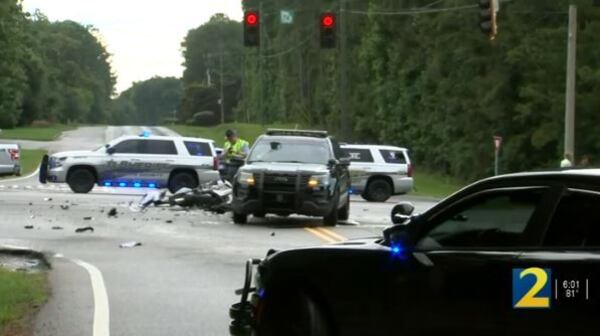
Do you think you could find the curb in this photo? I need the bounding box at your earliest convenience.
[0,246,52,270]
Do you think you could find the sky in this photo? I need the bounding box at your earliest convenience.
[22,0,243,93]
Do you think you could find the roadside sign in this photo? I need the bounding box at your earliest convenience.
[494,136,503,151]
[280,10,294,24]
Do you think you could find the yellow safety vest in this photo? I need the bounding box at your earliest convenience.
[223,139,249,159]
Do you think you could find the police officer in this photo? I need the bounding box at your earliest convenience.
[219,130,250,181]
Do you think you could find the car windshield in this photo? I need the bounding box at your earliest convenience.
[248,139,331,164]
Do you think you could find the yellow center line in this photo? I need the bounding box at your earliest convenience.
[316,228,348,242]
[304,227,338,243]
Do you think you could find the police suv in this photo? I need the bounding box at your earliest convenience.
[231,129,351,226]
[39,135,219,193]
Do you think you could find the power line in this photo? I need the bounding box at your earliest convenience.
[261,35,312,58]
[345,4,478,16]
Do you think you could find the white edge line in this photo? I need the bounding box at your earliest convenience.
[71,258,110,336]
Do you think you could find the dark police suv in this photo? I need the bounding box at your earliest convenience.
[231,129,351,226]
[230,169,600,336]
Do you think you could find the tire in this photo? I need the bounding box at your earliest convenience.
[338,192,350,221]
[365,178,393,202]
[67,168,96,194]
[168,171,198,194]
[258,289,331,336]
[323,194,339,227]
[233,212,248,224]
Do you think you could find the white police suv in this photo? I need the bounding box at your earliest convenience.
[39,134,219,193]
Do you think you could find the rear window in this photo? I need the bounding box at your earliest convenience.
[343,148,374,163]
[184,141,212,157]
[380,149,407,164]
[144,140,178,155]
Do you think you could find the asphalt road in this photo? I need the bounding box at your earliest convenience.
[0,126,438,336]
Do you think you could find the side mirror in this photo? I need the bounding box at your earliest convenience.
[391,202,415,225]
[327,159,338,167]
[106,147,116,155]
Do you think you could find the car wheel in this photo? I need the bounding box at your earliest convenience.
[258,289,331,336]
[67,168,96,194]
[233,212,248,224]
[168,171,198,194]
[323,194,339,227]
[337,192,350,221]
[365,179,392,202]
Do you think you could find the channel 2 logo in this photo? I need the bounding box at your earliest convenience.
[512,268,551,309]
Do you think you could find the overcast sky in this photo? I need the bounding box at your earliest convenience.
[22,0,243,93]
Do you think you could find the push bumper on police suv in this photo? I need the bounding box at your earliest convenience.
[232,171,336,216]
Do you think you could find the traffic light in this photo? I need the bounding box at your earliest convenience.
[320,12,336,49]
[244,11,260,47]
[479,0,498,40]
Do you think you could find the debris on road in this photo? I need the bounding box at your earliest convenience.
[83,216,93,221]
[165,220,173,224]
[24,225,34,230]
[119,241,142,248]
[131,181,233,213]
[28,202,33,206]
[75,226,94,233]
[51,226,64,230]
[60,205,70,210]
[44,197,53,202]
[107,208,118,217]
[271,232,276,237]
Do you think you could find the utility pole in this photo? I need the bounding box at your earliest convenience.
[219,52,225,124]
[339,0,350,140]
[564,4,577,158]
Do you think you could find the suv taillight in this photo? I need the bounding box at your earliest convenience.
[407,164,413,178]
[8,148,19,161]
[213,156,219,171]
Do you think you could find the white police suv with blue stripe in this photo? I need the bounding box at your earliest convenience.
[39,134,219,193]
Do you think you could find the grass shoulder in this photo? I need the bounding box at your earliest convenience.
[410,171,466,199]
[0,124,75,141]
[0,268,48,336]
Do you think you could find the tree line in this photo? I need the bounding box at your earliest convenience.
[233,0,600,179]
[0,0,114,128]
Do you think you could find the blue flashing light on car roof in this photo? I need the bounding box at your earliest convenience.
[140,130,152,137]
[133,182,142,188]
[119,182,127,187]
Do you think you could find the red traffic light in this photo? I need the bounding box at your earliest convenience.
[321,13,335,29]
[245,11,259,26]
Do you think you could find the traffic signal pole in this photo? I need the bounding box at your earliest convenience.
[564,5,577,158]
[339,0,350,140]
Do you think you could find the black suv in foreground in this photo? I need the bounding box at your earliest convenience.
[231,129,351,226]
[230,169,600,336]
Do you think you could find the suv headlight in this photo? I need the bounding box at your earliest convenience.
[308,174,330,188]
[238,172,255,186]
[49,157,66,168]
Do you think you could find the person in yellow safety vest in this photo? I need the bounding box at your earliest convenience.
[219,129,250,182]
[221,129,250,162]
